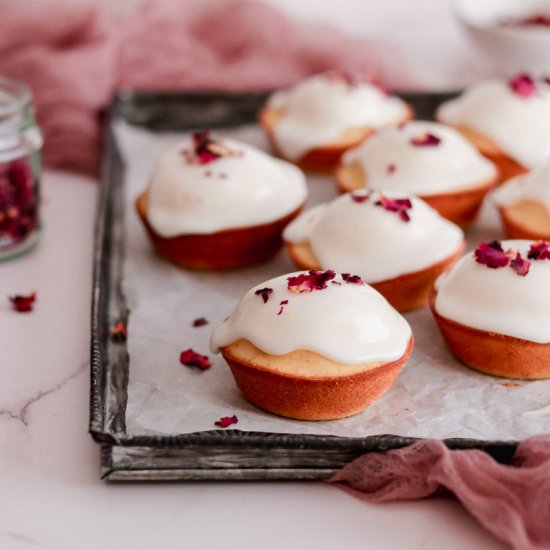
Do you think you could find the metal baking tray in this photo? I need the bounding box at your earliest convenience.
[89,90,518,481]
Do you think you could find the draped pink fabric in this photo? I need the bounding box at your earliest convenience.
[330,435,550,550]
[0,0,412,175]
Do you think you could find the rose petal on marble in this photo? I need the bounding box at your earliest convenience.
[8,291,36,312]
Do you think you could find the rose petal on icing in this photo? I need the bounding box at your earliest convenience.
[410,133,441,147]
[287,270,336,293]
[110,321,127,341]
[510,251,530,276]
[509,73,536,98]
[474,241,510,269]
[374,194,412,223]
[254,287,273,303]
[386,163,397,174]
[324,70,387,93]
[342,273,364,285]
[192,317,209,327]
[277,299,289,316]
[8,291,36,312]
[179,348,212,370]
[215,415,238,428]
[350,191,371,203]
[186,130,241,165]
[527,241,550,260]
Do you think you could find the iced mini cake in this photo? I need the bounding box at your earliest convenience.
[437,74,550,183]
[210,270,414,420]
[493,159,550,240]
[259,71,412,171]
[283,190,464,312]
[136,130,307,269]
[431,240,550,379]
[335,120,499,226]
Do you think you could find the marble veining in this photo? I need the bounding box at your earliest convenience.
[0,361,88,426]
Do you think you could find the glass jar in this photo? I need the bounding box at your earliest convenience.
[0,77,43,260]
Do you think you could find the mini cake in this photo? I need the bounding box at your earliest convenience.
[283,191,464,312]
[210,271,414,420]
[493,159,550,240]
[431,240,550,379]
[136,131,307,269]
[335,121,499,226]
[259,71,412,171]
[437,75,550,183]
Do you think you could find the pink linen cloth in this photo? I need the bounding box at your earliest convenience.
[0,0,411,175]
[329,435,550,550]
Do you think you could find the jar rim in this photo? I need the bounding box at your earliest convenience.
[0,76,32,118]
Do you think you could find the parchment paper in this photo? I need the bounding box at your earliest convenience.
[115,121,550,440]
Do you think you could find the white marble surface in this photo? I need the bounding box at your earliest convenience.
[0,171,508,549]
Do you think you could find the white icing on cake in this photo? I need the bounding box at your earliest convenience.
[146,136,307,237]
[210,271,412,365]
[268,74,409,161]
[435,240,550,343]
[492,158,550,213]
[342,121,497,196]
[283,191,464,283]
[437,79,550,168]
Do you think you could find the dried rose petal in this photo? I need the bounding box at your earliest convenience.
[254,287,273,303]
[510,252,530,276]
[364,73,388,95]
[8,160,32,189]
[509,74,536,98]
[9,291,36,312]
[277,299,289,316]
[326,70,387,94]
[474,241,510,269]
[502,15,550,27]
[410,133,441,147]
[326,69,355,86]
[287,270,336,293]
[180,348,211,370]
[342,273,364,285]
[192,317,208,327]
[110,321,127,341]
[186,130,240,165]
[527,241,550,260]
[387,163,397,174]
[215,415,238,428]
[0,159,37,247]
[350,192,371,203]
[375,194,413,222]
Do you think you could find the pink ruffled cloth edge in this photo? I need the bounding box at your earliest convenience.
[0,0,414,176]
[329,435,550,550]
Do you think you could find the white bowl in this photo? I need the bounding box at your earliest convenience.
[454,0,550,77]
